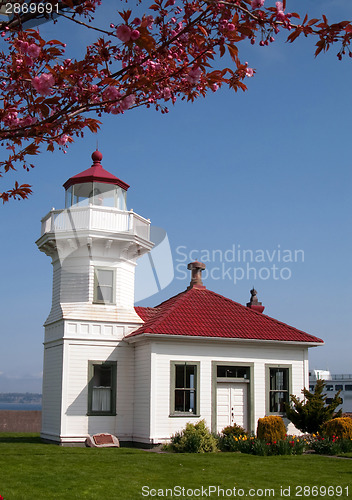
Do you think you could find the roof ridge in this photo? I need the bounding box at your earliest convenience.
[152,289,187,309]
[129,286,323,344]
[194,287,317,339]
[143,289,191,332]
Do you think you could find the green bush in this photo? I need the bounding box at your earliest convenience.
[169,420,218,453]
[221,424,248,437]
[285,379,342,434]
[321,417,352,440]
[256,416,286,443]
[217,424,249,451]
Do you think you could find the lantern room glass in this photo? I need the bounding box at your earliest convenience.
[65,182,127,210]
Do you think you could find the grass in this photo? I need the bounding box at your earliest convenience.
[0,434,351,499]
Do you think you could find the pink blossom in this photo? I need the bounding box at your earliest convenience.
[103,86,121,101]
[24,56,34,66]
[27,44,40,58]
[120,94,135,111]
[17,40,29,52]
[211,83,219,92]
[251,0,264,9]
[276,1,286,21]
[58,134,69,145]
[108,106,119,115]
[116,25,132,42]
[130,30,140,41]
[3,109,18,127]
[246,67,254,77]
[31,73,55,96]
[186,66,202,84]
[163,87,171,100]
[21,116,35,127]
[145,15,154,28]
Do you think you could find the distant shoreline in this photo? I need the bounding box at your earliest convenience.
[0,403,42,411]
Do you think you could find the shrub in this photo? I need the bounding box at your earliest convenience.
[217,424,249,451]
[221,424,248,438]
[256,416,286,443]
[321,417,352,440]
[285,379,342,434]
[169,420,218,453]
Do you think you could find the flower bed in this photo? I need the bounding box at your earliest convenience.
[217,432,352,456]
[217,434,307,456]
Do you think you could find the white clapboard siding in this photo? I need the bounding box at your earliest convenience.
[133,342,152,442]
[45,259,141,325]
[62,342,116,439]
[41,343,63,440]
[147,340,308,443]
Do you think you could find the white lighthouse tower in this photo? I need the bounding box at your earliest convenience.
[36,150,153,445]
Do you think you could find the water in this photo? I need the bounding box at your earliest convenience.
[0,403,42,411]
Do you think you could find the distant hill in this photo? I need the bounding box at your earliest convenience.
[0,393,42,405]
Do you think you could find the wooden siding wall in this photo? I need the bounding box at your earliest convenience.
[60,341,134,442]
[133,342,151,443]
[41,343,63,440]
[149,341,307,443]
[45,258,141,325]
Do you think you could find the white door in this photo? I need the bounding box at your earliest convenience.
[216,382,248,433]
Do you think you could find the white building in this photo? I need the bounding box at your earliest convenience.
[36,151,324,446]
[309,370,352,413]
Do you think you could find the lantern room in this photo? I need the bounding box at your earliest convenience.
[63,150,129,210]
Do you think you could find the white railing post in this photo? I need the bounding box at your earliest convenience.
[50,210,55,232]
[129,210,134,233]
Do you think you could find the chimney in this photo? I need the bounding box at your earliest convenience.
[187,261,206,290]
[246,287,265,313]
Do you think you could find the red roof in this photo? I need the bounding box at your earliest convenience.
[63,150,130,191]
[129,287,324,344]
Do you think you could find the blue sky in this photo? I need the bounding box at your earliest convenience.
[0,0,352,392]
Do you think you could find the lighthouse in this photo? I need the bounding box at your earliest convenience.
[36,150,153,445]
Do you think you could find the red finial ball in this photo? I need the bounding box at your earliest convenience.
[92,150,103,162]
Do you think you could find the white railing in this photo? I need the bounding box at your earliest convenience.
[41,206,150,240]
[331,374,352,380]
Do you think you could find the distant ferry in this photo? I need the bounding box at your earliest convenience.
[309,370,352,413]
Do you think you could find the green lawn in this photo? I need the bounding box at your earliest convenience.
[0,434,351,499]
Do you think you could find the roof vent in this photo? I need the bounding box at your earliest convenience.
[246,287,265,313]
[187,261,206,290]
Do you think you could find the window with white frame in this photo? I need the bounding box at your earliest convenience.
[170,362,199,415]
[88,361,116,416]
[94,268,115,304]
[268,367,289,414]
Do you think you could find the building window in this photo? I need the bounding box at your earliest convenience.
[335,385,343,391]
[94,268,114,304]
[269,368,289,414]
[326,385,333,391]
[170,362,200,416]
[345,385,352,391]
[326,398,343,405]
[309,385,315,392]
[217,365,250,379]
[88,361,116,416]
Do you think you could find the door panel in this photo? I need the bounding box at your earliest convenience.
[216,382,248,433]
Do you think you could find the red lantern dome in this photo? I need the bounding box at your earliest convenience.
[63,151,129,209]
